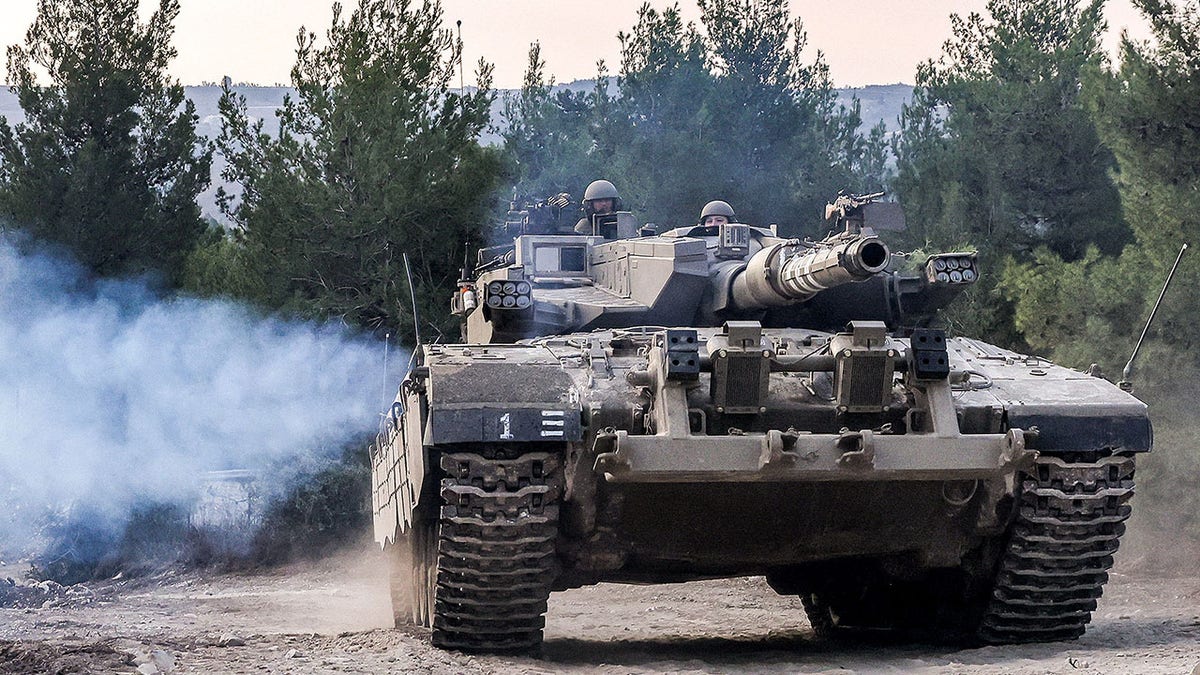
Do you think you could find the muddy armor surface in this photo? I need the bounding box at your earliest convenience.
[371,192,1150,652]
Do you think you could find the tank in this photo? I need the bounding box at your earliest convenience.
[371,192,1150,652]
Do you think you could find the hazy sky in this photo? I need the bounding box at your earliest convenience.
[0,0,1151,88]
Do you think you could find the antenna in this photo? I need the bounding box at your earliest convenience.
[381,331,390,407]
[402,252,421,349]
[456,20,465,98]
[1120,243,1188,392]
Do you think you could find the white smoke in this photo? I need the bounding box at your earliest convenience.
[0,236,397,558]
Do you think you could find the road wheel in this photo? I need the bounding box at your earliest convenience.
[388,507,438,628]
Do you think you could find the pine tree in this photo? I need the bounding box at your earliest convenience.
[212,0,503,339]
[1072,0,1200,551]
[1092,0,1200,260]
[0,0,211,286]
[606,3,715,227]
[699,0,868,228]
[501,0,884,235]
[889,0,1133,346]
[894,0,1125,261]
[1002,0,1200,368]
[500,44,604,201]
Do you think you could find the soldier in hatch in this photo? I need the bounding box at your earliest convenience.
[574,179,622,234]
[699,200,736,227]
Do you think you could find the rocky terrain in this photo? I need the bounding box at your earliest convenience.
[2,546,1198,675]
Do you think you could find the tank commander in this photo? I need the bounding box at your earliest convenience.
[575,179,621,234]
[699,200,736,227]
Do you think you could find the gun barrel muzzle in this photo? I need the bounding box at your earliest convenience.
[731,235,890,309]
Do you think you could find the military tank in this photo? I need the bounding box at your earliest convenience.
[371,191,1149,652]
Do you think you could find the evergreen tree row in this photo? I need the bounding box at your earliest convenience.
[0,0,1196,377]
[503,1,888,235]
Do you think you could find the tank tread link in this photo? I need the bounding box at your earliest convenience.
[426,446,564,652]
[978,454,1134,643]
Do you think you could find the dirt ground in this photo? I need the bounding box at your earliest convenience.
[2,547,1199,675]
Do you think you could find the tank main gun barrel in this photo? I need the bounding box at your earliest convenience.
[730,233,891,310]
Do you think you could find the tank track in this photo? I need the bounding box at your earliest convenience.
[978,454,1135,643]
[431,447,563,652]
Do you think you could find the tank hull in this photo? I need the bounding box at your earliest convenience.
[371,324,1148,650]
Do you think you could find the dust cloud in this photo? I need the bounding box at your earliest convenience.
[0,235,398,560]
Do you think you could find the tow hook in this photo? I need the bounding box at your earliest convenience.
[837,429,875,469]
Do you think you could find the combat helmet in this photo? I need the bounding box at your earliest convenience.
[700,200,736,224]
[583,180,621,213]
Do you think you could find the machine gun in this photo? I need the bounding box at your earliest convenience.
[471,193,578,278]
[503,192,575,237]
[825,190,886,230]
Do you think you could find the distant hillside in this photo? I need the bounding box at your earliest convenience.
[2,83,912,220]
[836,83,912,133]
[3,82,912,134]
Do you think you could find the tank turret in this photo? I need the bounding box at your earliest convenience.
[456,192,970,342]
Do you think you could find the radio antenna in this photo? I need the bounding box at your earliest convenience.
[456,20,465,98]
[1120,243,1188,391]
[381,331,391,407]
[403,252,421,349]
